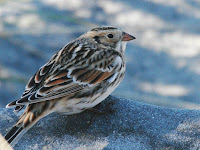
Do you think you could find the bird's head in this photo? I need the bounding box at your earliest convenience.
[80,26,136,52]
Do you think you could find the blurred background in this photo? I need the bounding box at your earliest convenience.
[0,0,200,109]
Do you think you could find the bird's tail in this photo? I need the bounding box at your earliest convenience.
[4,109,47,147]
[4,125,28,147]
[4,109,38,147]
[4,101,55,147]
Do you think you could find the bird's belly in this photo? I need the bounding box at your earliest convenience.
[56,79,122,115]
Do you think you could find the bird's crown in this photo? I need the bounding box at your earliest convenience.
[91,26,118,31]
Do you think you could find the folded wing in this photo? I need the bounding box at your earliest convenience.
[7,43,122,109]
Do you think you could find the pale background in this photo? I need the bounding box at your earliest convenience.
[0,0,200,109]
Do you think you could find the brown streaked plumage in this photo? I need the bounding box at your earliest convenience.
[4,26,135,146]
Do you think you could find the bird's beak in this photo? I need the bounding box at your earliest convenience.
[122,32,136,41]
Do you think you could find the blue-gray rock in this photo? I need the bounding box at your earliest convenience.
[0,95,200,150]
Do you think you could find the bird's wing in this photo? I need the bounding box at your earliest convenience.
[7,42,122,108]
[10,51,59,111]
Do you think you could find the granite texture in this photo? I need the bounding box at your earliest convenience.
[1,95,200,150]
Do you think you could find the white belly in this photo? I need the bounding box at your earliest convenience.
[55,76,123,115]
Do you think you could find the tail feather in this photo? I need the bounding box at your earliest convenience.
[4,100,56,146]
[4,126,28,146]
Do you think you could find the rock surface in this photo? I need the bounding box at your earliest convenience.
[1,95,200,150]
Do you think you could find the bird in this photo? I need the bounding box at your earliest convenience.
[4,26,135,146]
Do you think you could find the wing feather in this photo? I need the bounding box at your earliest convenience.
[22,61,54,97]
[12,60,55,111]
[7,43,122,108]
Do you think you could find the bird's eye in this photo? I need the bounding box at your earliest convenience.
[107,34,114,38]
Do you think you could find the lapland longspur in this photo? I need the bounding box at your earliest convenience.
[5,26,135,146]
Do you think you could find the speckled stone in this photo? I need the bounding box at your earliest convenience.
[1,95,200,150]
